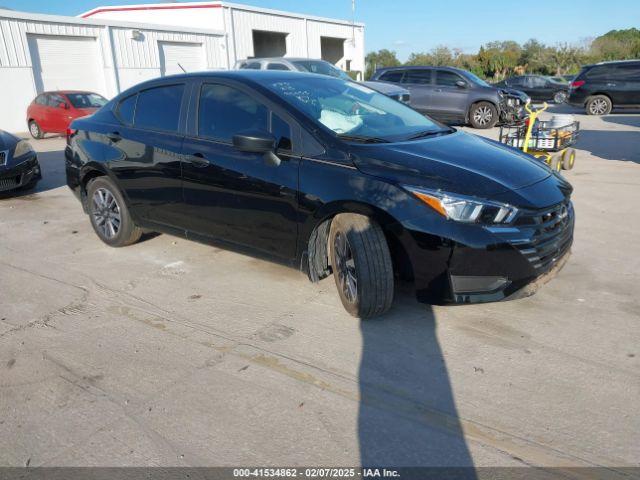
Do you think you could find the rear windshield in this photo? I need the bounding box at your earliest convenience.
[67,93,108,108]
[292,60,351,80]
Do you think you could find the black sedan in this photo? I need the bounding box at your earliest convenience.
[495,75,570,104]
[66,71,574,318]
[0,130,41,193]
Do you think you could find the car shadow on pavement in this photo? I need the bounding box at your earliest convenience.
[0,149,67,199]
[358,283,476,476]
[575,129,640,164]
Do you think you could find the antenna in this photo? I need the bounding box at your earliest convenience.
[351,0,356,45]
[177,62,186,73]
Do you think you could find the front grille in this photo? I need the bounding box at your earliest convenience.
[0,150,7,167]
[510,200,574,274]
[0,176,20,191]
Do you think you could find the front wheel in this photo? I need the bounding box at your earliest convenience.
[586,95,612,115]
[28,120,43,139]
[329,214,394,319]
[469,102,498,129]
[87,176,142,247]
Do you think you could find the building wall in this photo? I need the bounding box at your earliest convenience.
[0,10,226,132]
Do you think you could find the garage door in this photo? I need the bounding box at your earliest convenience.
[28,34,107,95]
[159,42,205,76]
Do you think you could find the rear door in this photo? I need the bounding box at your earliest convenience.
[105,82,188,227]
[401,69,434,113]
[431,69,469,119]
[180,80,300,259]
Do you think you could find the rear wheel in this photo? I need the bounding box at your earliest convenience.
[586,95,612,115]
[469,102,498,129]
[87,176,142,247]
[553,91,567,104]
[329,213,394,319]
[28,120,43,139]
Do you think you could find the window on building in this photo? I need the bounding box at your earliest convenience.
[134,84,184,132]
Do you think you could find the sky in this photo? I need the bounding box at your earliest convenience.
[2,0,639,60]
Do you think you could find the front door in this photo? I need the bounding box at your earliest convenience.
[180,81,300,260]
[430,70,470,121]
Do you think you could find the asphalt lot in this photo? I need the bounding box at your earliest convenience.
[1,105,639,471]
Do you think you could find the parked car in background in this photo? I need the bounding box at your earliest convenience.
[371,66,526,128]
[0,130,40,193]
[568,60,640,115]
[494,75,570,104]
[235,58,410,103]
[66,70,573,318]
[27,91,108,138]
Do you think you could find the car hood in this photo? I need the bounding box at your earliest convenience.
[362,81,408,95]
[0,130,18,151]
[350,130,552,198]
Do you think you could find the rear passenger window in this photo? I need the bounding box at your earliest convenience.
[244,62,262,70]
[117,94,137,125]
[616,64,640,80]
[198,84,268,142]
[134,84,184,132]
[35,94,47,105]
[379,71,404,83]
[585,66,616,79]
[404,69,432,84]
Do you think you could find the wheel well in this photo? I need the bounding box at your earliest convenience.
[304,212,414,283]
[79,170,106,210]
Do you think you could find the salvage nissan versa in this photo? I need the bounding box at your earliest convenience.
[66,71,574,318]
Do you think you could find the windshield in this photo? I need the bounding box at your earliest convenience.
[292,60,351,80]
[462,71,491,87]
[265,76,446,141]
[66,93,108,108]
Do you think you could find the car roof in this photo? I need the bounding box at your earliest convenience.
[118,69,335,96]
[586,59,640,68]
[376,65,467,73]
[240,57,324,63]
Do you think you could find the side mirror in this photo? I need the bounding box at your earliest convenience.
[58,102,68,109]
[455,80,467,89]
[232,130,280,166]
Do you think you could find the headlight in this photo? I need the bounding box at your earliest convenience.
[404,186,518,224]
[13,140,34,158]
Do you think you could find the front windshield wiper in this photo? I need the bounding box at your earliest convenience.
[406,128,453,141]
[337,134,390,143]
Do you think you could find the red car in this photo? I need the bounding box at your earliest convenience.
[26,91,108,139]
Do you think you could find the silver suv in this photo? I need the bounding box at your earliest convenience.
[234,57,410,104]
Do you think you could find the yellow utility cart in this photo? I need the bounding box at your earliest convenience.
[499,102,578,172]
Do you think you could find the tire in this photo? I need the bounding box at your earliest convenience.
[562,148,576,170]
[86,176,142,247]
[28,120,43,139]
[329,213,394,319]
[550,155,562,173]
[553,91,567,104]
[469,102,498,129]
[586,95,612,115]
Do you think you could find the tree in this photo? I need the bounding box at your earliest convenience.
[365,49,401,79]
[590,28,640,60]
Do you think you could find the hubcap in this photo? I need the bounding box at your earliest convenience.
[92,188,121,239]
[30,123,38,136]
[473,106,493,126]
[590,98,608,114]
[334,232,357,304]
[555,92,566,103]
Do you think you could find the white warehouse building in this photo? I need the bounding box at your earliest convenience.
[0,2,365,132]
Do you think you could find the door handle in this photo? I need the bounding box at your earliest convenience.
[607,83,617,87]
[434,88,443,92]
[106,131,121,142]
[187,152,209,167]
